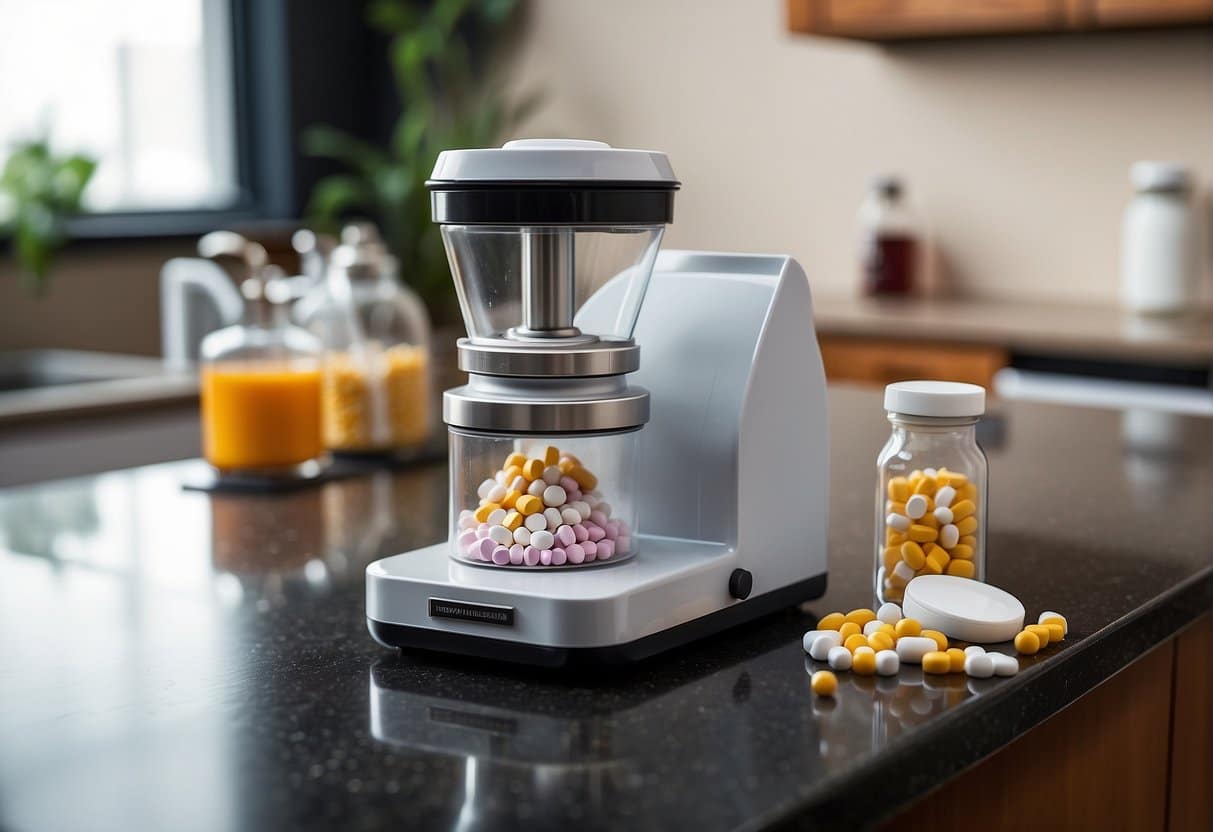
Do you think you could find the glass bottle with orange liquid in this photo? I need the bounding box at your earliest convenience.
[200,270,326,477]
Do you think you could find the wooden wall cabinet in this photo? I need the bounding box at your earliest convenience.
[788,0,1213,40]
[818,335,1008,388]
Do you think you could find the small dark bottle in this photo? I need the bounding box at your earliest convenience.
[859,176,920,297]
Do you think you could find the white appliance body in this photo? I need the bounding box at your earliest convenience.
[366,251,829,666]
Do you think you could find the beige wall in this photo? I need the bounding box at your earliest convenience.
[509,0,1213,303]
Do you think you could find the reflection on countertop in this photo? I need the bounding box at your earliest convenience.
[0,387,1211,830]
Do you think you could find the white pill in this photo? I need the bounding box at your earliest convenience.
[572,501,591,521]
[896,636,938,664]
[933,506,954,525]
[487,484,507,504]
[530,530,554,550]
[561,507,581,525]
[542,465,562,485]
[934,485,956,508]
[893,561,917,583]
[808,632,842,661]
[513,527,531,545]
[861,620,881,636]
[488,525,513,545]
[487,508,507,526]
[886,513,911,531]
[877,602,902,625]
[990,653,1019,677]
[905,494,929,520]
[527,479,546,497]
[875,649,900,676]
[457,510,477,530]
[924,468,938,477]
[964,653,996,678]
[477,479,498,500]
[597,501,613,519]
[544,507,563,529]
[939,524,960,549]
[524,513,547,532]
[1038,611,1068,635]
[828,645,853,671]
[964,645,986,657]
[510,475,528,493]
[801,629,832,653]
[542,485,567,507]
[496,470,510,485]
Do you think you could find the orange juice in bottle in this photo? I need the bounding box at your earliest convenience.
[199,272,325,475]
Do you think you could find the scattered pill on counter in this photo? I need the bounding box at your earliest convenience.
[990,653,1019,676]
[876,602,902,625]
[852,648,877,676]
[1039,611,1068,635]
[1014,630,1041,655]
[828,645,854,671]
[875,650,900,676]
[964,653,995,678]
[811,670,838,697]
[922,651,951,674]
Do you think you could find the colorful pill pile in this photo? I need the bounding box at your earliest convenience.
[455,447,631,568]
[804,601,1068,695]
[881,467,980,601]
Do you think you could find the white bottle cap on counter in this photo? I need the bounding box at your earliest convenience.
[884,381,986,418]
[903,575,1024,643]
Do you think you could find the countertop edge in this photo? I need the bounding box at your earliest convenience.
[760,564,1213,831]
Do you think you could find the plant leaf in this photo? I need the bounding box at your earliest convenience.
[301,125,389,175]
[305,175,372,229]
[366,0,419,33]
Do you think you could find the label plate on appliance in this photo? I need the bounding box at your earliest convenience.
[428,597,515,627]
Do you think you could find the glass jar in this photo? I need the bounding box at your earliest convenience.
[448,428,639,568]
[200,273,325,476]
[875,381,987,605]
[296,223,432,455]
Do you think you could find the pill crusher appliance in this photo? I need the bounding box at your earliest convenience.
[366,139,828,666]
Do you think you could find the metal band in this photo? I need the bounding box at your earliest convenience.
[457,338,641,378]
[443,386,650,433]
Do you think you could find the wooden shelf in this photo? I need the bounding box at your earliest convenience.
[787,0,1213,40]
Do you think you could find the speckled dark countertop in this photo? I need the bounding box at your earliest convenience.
[1,386,1211,831]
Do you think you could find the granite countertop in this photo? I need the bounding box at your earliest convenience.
[1,387,1211,831]
[813,295,1213,365]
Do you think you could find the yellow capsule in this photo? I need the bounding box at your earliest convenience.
[883,546,901,572]
[886,529,908,546]
[845,608,877,627]
[957,483,978,503]
[838,622,861,640]
[946,559,976,579]
[887,501,907,516]
[1044,623,1065,643]
[569,465,598,491]
[900,541,926,570]
[919,511,939,529]
[844,633,868,652]
[876,622,896,636]
[558,458,577,474]
[922,651,951,674]
[542,446,560,466]
[913,475,938,497]
[868,632,894,652]
[887,476,912,502]
[950,500,976,521]
[811,670,837,696]
[501,510,523,531]
[894,618,922,638]
[474,503,500,523]
[949,544,975,560]
[817,612,846,631]
[926,546,951,571]
[1015,630,1041,655]
[522,459,544,480]
[921,629,949,651]
[883,586,904,602]
[1027,624,1054,646]
[955,516,978,536]
[946,647,966,672]
[501,489,521,509]
[852,649,876,675]
[922,555,943,575]
[960,535,977,548]
[940,471,968,488]
[504,452,527,468]
[515,495,543,516]
[503,464,523,483]
[907,524,938,543]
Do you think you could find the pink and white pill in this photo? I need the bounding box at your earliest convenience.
[616,536,631,553]
[458,510,477,530]
[475,537,496,560]
[551,547,567,566]
[603,522,618,541]
[491,545,511,565]
[457,529,477,550]
[477,523,491,536]
[524,546,541,566]
[586,524,606,542]
[559,475,578,493]
[589,510,608,527]
[539,549,553,566]
[566,543,585,564]
[617,520,631,536]
[582,539,597,557]
[573,523,589,542]
[555,524,576,547]
[509,543,525,565]
[597,539,615,559]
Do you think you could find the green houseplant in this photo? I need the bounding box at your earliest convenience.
[304,0,540,323]
[0,139,97,295]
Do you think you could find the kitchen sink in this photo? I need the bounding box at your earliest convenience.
[0,350,168,392]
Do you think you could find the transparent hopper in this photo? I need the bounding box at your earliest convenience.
[441,225,664,344]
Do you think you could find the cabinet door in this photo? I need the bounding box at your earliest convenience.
[1089,0,1213,27]
[818,336,1008,388]
[809,0,1066,39]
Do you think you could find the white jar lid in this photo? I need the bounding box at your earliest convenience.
[430,138,678,184]
[884,380,986,418]
[1130,160,1192,193]
[903,575,1025,643]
